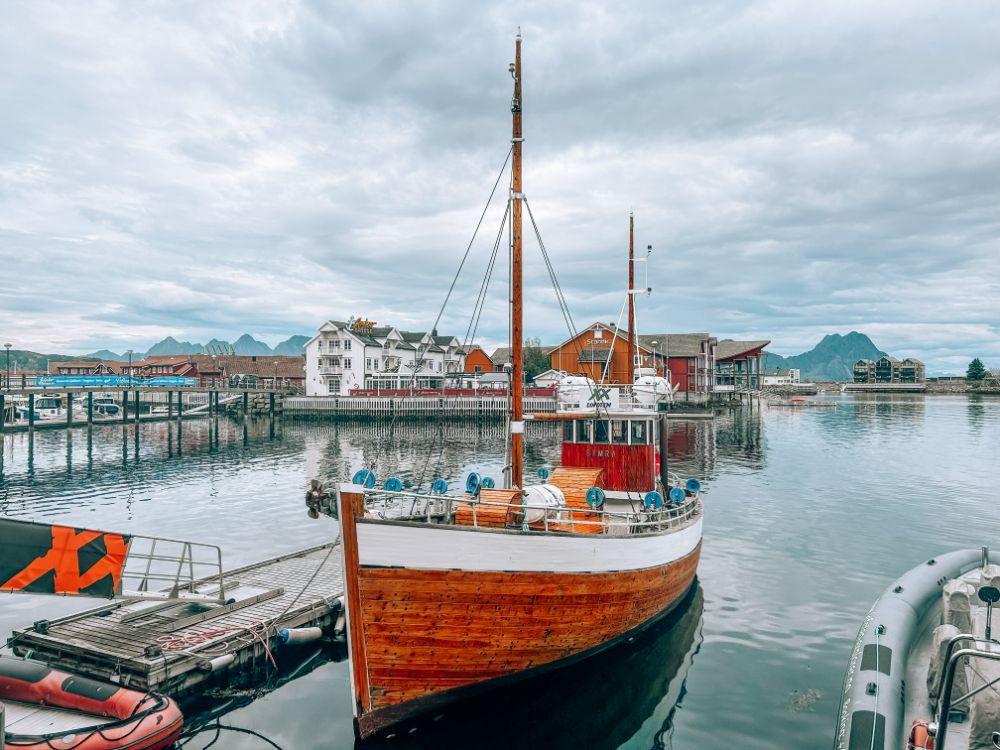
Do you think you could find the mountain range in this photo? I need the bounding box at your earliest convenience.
[83,333,310,360]
[6,331,898,381]
[762,331,886,381]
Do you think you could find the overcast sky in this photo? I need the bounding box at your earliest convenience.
[2,1,998,372]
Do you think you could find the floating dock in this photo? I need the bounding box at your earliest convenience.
[7,542,344,697]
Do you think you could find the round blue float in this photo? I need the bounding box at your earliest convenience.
[465,472,482,495]
[586,486,606,509]
[669,486,686,503]
[644,491,664,510]
[431,478,448,495]
[383,477,402,492]
[538,467,551,480]
[481,477,496,489]
[352,469,376,489]
[685,478,702,493]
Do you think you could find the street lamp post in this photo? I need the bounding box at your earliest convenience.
[650,340,659,376]
[4,343,11,391]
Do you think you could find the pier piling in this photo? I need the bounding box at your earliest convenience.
[167,390,173,419]
[27,393,34,431]
[134,391,140,423]
[122,391,128,423]
[87,392,93,423]
[66,392,73,427]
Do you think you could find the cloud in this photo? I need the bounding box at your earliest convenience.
[1,0,998,373]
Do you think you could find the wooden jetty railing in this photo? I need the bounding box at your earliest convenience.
[284,395,556,418]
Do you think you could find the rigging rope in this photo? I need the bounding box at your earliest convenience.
[523,198,606,415]
[368,147,513,481]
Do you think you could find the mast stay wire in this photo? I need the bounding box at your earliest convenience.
[462,202,510,352]
[600,295,630,385]
[523,198,607,416]
[369,147,513,482]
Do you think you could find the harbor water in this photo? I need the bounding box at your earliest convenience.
[1,394,999,748]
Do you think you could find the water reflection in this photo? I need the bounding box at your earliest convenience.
[6,398,994,749]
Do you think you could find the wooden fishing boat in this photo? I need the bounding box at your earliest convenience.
[835,547,1000,750]
[0,655,183,750]
[334,33,704,740]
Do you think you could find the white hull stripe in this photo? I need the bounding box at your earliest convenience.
[355,518,702,573]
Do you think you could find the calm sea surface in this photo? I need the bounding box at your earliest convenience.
[2,394,999,748]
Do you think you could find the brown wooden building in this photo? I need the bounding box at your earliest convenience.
[548,322,663,385]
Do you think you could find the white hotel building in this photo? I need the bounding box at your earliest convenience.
[305,320,467,396]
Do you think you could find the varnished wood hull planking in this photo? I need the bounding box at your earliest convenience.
[339,484,704,739]
[360,547,700,703]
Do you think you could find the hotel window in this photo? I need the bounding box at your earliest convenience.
[333,340,341,349]
[373,359,379,370]
[343,358,351,369]
[343,340,351,350]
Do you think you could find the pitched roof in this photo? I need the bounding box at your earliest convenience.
[638,333,716,358]
[49,361,101,371]
[191,354,305,378]
[490,347,511,364]
[715,340,771,360]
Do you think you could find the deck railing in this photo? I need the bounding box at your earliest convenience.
[355,487,701,536]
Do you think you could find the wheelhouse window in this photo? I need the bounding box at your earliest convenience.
[612,420,628,444]
[594,420,610,443]
[563,421,574,442]
[576,419,591,443]
[630,420,648,445]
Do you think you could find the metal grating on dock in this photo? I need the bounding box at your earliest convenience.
[7,542,343,696]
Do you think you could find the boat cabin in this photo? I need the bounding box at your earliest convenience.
[561,415,656,492]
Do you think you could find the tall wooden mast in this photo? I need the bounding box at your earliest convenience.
[627,212,636,384]
[510,32,524,488]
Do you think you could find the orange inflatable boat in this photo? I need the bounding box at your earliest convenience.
[0,655,183,750]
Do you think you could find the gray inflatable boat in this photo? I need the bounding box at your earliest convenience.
[835,547,1000,750]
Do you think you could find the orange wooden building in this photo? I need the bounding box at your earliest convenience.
[463,346,494,373]
[548,322,664,385]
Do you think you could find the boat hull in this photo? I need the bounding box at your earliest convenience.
[338,489,702,739]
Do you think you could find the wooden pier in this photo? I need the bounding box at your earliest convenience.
[6,543,344,697]
[1,388,284,433]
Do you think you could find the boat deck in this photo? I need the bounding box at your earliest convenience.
[7,543,344,697]
[3,700,115,735]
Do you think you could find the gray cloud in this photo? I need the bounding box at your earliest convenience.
[1,1,998,372]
